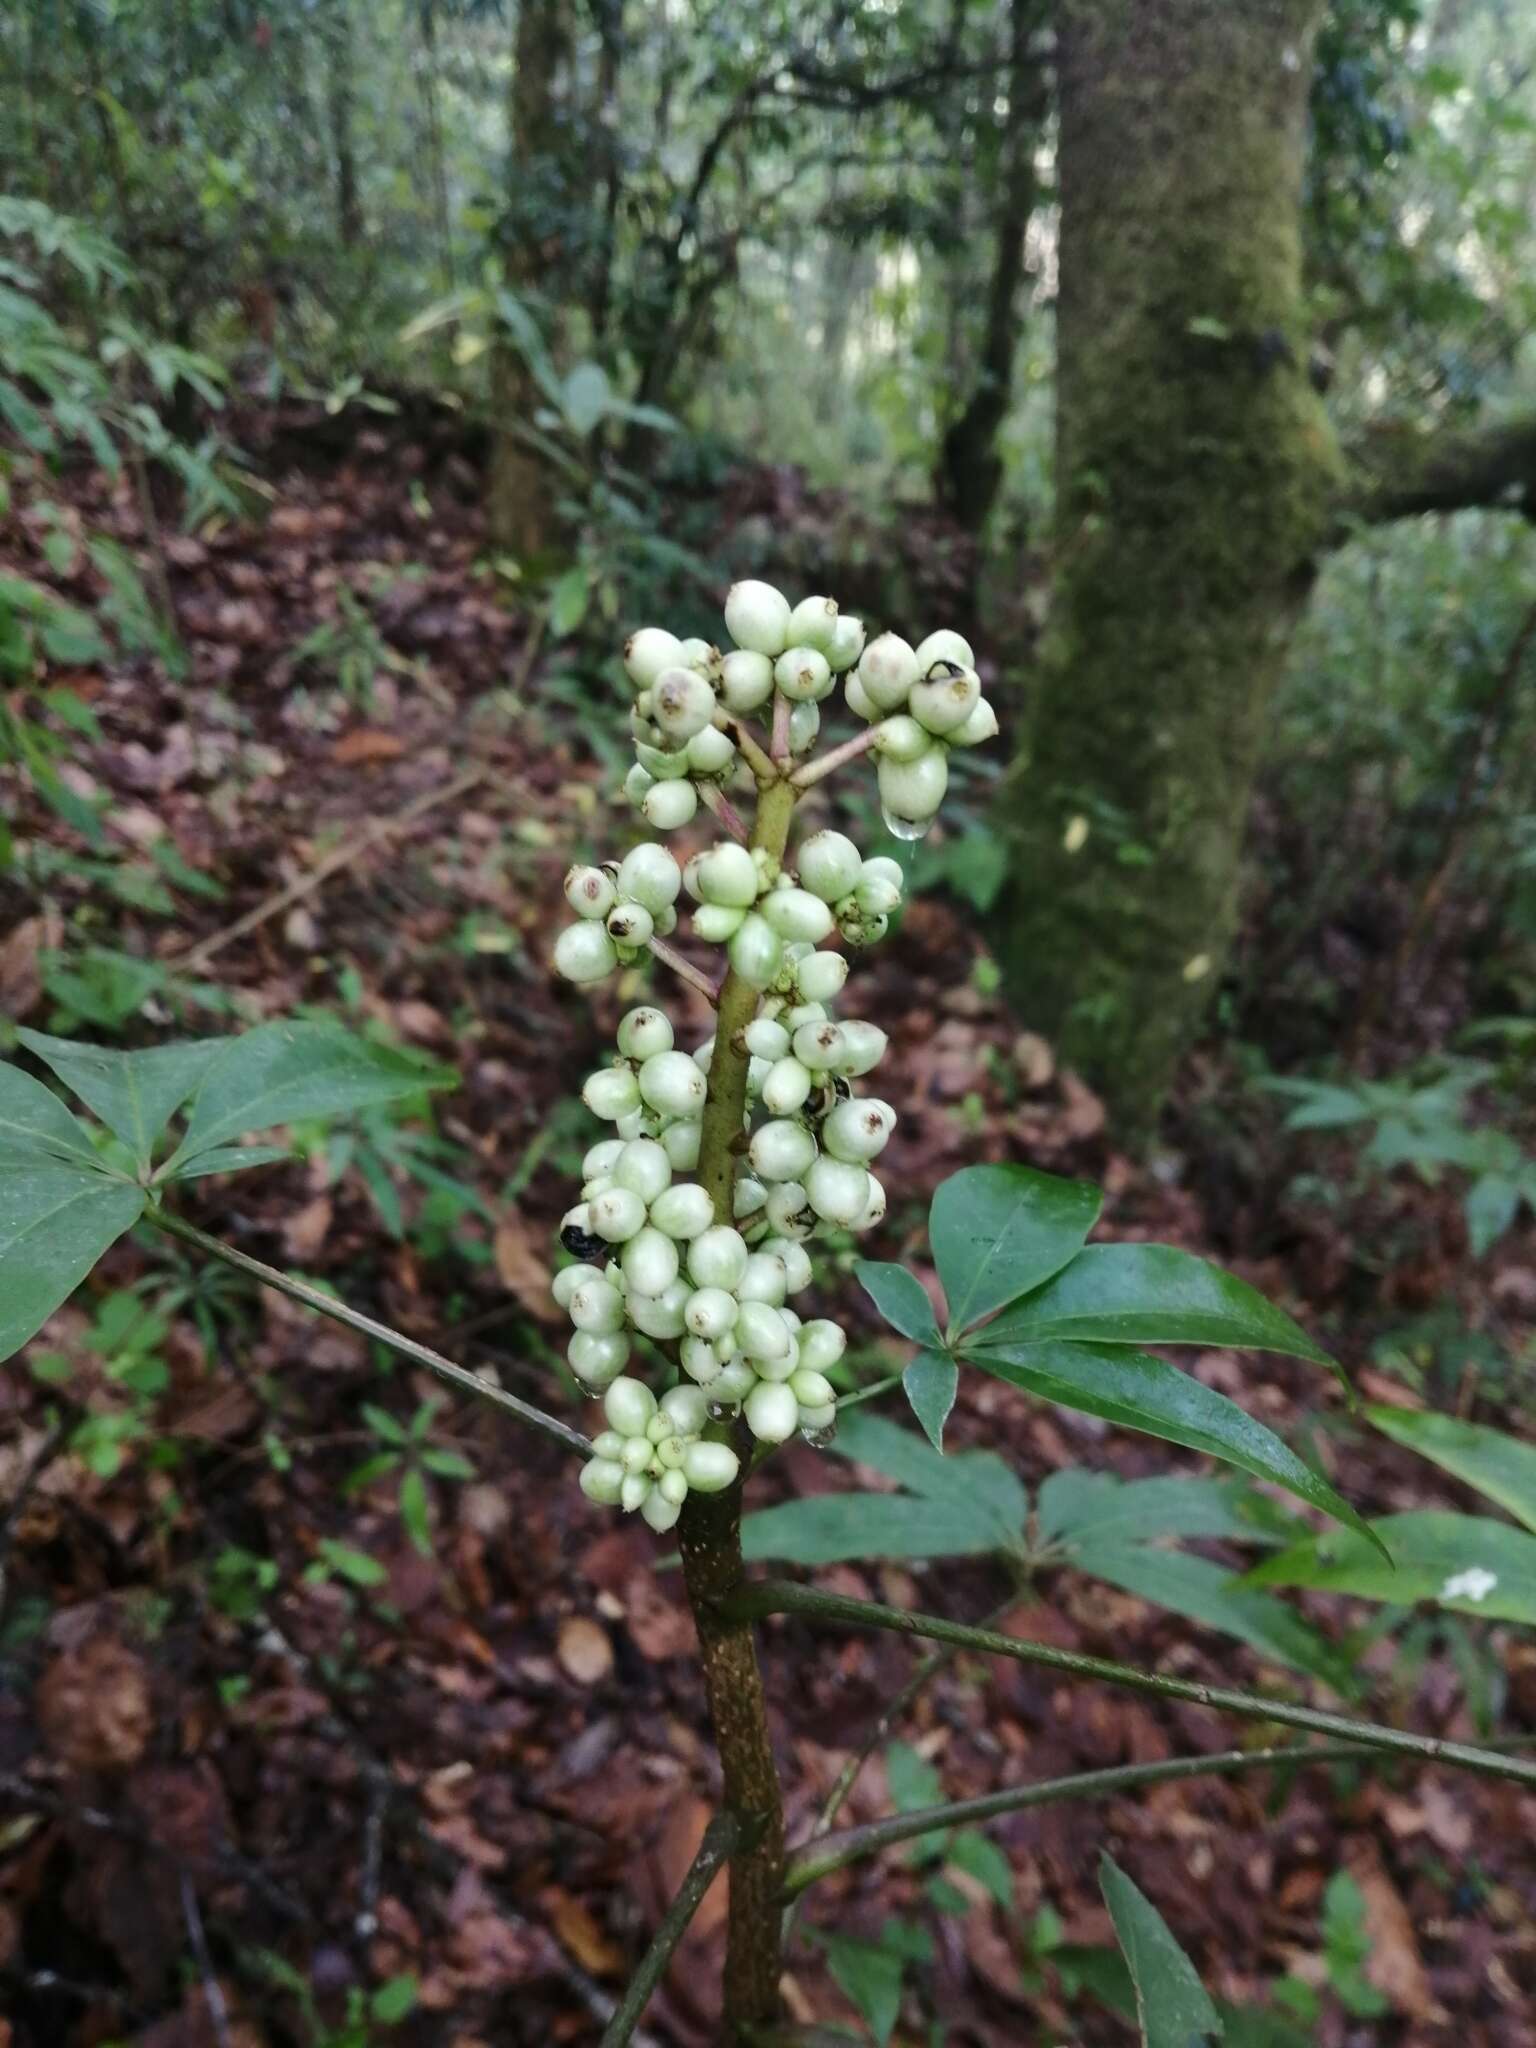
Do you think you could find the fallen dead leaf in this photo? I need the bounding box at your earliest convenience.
[542,1885,624,1977]
[557,1615,614,1686]
[332,728,406,765]
[494,1214,556,1321]
[1344,1838,1443,2021]
[36,1634,153,1771]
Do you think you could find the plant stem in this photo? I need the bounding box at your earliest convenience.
[649,935,721,1005]
[783,1740,1394,1897]
[147,1208,591,1457]
[700,783,751,843]
[723,1580,1536,1790]
[601,1814,745,2047]
[834,1371,902,1413]
[678,767,799,2041]
[770,692,791,764]
[790,726,877,790]
[726,717,778,786]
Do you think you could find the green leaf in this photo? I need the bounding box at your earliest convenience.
[547,565,590,638]
[314,1539,387,1588]
[978,1244,1335,1369]
[398,1467,432,1556]
[1071,1542,1353,1688]
[370,1976,417,2026]
[1367,1404,1536,1534]
[817,1929,913,2046]
[929,1163,1101,1335]
[0,1059,105,1166]
[740,1491,1009,1566]
[965,1339,1382,1554]
[167,1144,292,1180]
[1039,1469,1265,1550]
[0,1162,145,1362]
[839,1410,1027,1534]
[855,1260,941,1344]
[886,1740,948,1861]
[164,1022,454,1171]
[561,361,611,437]
[947,1829,1015,1908]
[1099,1854,1223,2048]
[903,1348,957,1451]
[18,1029,223,1169]
[1464,1172,1522,1256]
[1246,1511,1536,1622]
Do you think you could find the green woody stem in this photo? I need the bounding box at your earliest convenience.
[678,769,798,2042]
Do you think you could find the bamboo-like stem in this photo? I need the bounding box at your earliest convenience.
[724,1580,1536,1789]
[601,1814,745,2047]
[678,769,799,2040]
[783,1740,1393,1898]
[146,1209,591,1457]
[649,935,721,1005]
[790,726,877,791]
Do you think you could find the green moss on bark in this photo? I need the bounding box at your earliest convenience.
[997,0,1341,1144]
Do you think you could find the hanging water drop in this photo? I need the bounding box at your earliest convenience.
[800,1422,838,1450]
[880,806,933,842]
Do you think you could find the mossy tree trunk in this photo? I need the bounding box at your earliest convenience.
[995,0,1341,1144]
[488,0,574,558]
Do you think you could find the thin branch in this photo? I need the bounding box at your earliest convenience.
[725,1580,1536,1790]
[146,1209,591,1457]
[726,715,779,786]
[179,1874,236,2048]
[599,1814,744,2047]
[790,726,877,790]
[834,1372,902,1413]
[784,1740,1403,1898]
[770,692,791,764]
[649,934,721,1005]
[699,781,750,843]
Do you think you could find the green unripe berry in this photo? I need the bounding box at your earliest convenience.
[796,1319,848,1373]
[836,1020,889,1076]
[745,1380,800,1443]
[628,1279,689,1339]
[555,921,619,984]
[621,1225,680,1297]
[606,901,654,948]
[712,1359,758,1404]
[953,696,998,746]
[862,855,903,891]
[614,1137,672,1202]
[617,1007,674,1062]
[910,664,981,737]
[582,1137,626,1178]
[603,1376,656,1438]
[686,724,736,776]
[858,632,919,711]
[728,913,785,990]
[797,829,863,903]
[661,1383,710,1436]
[590,1185,647,1243]
[737,1250,789,1305]
[844,671,879,720]
[735,1298,791,1361]
[649,1180,714,1240]
[871,714,931,763]
[678,637,721,675]
[622,1435,654,1473]
[725,578,792,656]
[792,1019,846,1072]
[565,864,618,919]
[659,1467,690,1505]
[552,1263,586,1310]
[760,887,834,944]
[790,1368,836,1408]
[682,1440,740,1493]
[694,902,747,942]
[719,647,775,713]
[569,1330,628,1386]
[621,1472,652,1513]
[854,874,902,918]
[642,778,698,830]
[877,747,948,825]
[659,1118,702,1171]
[592,1429,625,1460]
[787,595,839,652]
[684,1286,738,1341]
[580,1457,626,1505]
[750,1119,818,1182]
[570,1276,627,1333]
[625,763,655,807]
[687,1224,749,1292]
[625,627,686,688]
[856,1173,887,1229]
[797,1401,837,1433]
[652,666,717,741]
[805,1154,872,1225]
[734,1175,767,1219]
[763,1182,814,1240]
[697,841,760,908]
[794,950,849,1003]
[774,645,833,703]
[761,1055,813,1115]
[635,739,692,781]
[827,614,866,673]
[744,1016,791,1059]
[787,701,820,753]
[913,628,975,673]
[680,1335,722,1384]
[761,1236,813,1291]
[639,1050,707,1118]
[617,843,682,913]
[823,1096,895,1162]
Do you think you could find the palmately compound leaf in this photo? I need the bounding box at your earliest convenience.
[963,1338,1385,1556]
[162,1020,454,1174]
[929,1163,1101,1336]
[18,1028,224,1170]
[0,1059,105,1168]
[854,1259,941,1344]
[1099,1854,1223,2048]
[0,1161,145,1363]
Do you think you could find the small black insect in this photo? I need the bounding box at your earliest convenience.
[561,1223,608,1262]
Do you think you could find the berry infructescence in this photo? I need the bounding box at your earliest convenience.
[552,580,994,1530]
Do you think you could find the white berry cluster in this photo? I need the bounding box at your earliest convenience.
[550,578,993,1528]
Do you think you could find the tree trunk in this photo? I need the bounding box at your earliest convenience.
[324,0,363,249]
[488,0,572,557]
[936,0,1042,534]
[994,0,1341,1144]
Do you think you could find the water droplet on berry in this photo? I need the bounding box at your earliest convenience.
[880,806,931,842]
[800,1422,838,1450]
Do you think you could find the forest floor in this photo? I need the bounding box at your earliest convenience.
[2,412,1534,2048]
